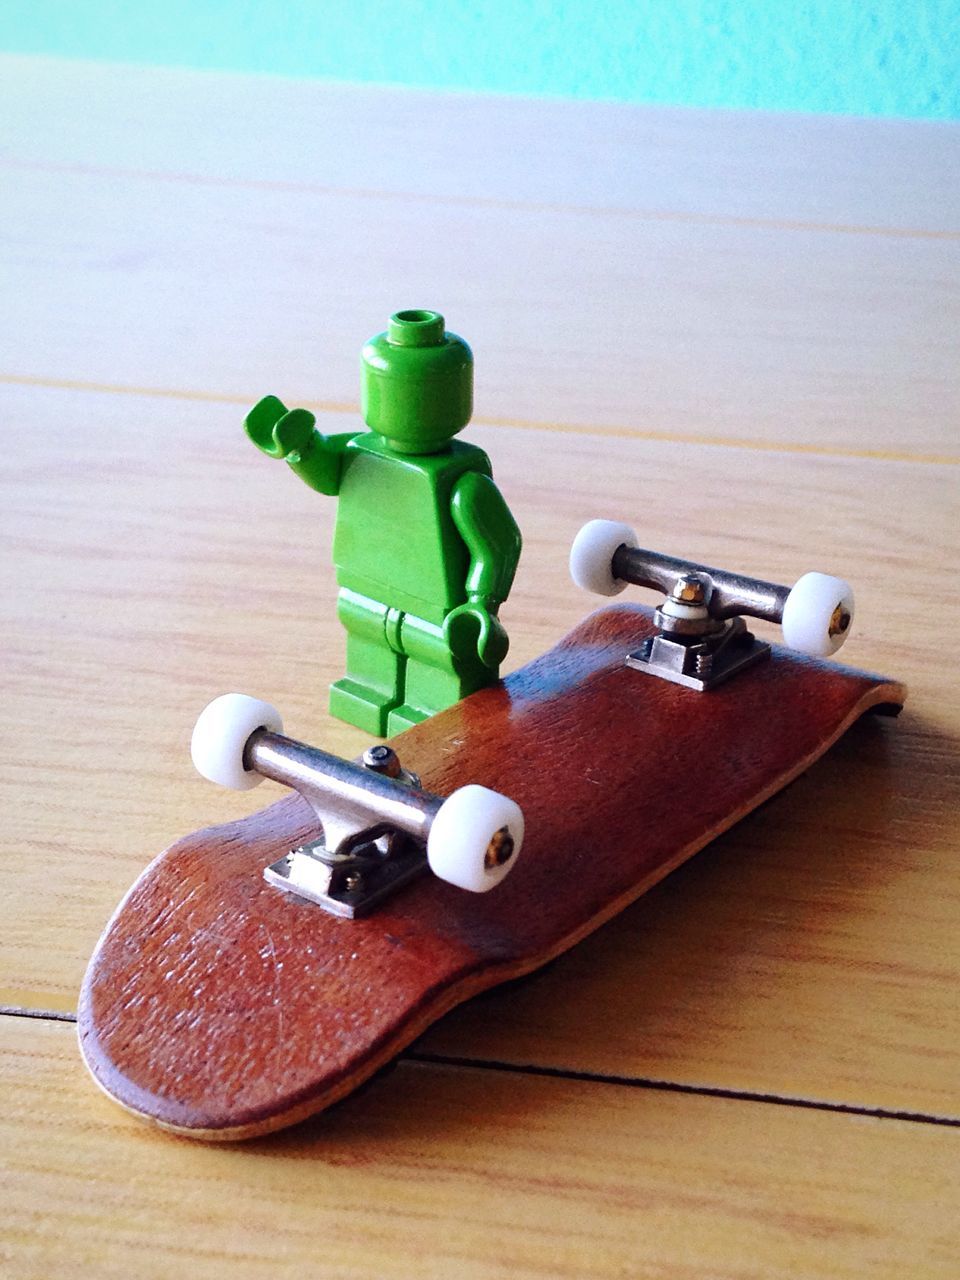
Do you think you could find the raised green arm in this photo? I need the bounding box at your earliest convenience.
[244,395,357,496]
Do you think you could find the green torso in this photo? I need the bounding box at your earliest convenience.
[332,435,492,623]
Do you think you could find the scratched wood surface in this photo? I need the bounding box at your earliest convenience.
[1,55,958,1276]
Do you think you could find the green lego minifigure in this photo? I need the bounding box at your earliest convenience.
[245,310,522,737]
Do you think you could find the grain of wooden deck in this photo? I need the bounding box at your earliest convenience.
[2,55,958,1276]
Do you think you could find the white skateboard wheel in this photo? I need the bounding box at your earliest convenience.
[781,573,855,657]
[191,693,283,790]
[570,519,639,596]
[427,785,524,893]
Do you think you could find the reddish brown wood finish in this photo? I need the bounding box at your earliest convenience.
[78,605,904,1139]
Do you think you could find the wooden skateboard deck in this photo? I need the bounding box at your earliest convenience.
[79,604,905,1140]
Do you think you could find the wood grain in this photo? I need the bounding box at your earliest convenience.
[3,56,957,231]
[2,385,957,1121]
[3,55,959,1276]
[1,59,957,458]
[5,1017,960,1280]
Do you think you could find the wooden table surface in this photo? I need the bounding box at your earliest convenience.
[2,55,958,1278]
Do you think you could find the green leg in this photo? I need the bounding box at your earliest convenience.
[329,590,403,736]
[386,612,493,736]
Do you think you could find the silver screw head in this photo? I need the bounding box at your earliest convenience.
[362,744,402,779]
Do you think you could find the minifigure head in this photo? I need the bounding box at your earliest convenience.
[361,310,473,454]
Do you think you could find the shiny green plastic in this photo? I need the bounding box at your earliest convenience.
[245,310,522,735]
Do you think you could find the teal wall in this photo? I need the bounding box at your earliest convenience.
[3,0,959,120]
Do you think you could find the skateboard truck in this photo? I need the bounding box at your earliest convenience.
[570,520,855,691]
[191,695,524,918]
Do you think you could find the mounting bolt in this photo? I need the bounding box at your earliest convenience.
[362,744,402,779]
[694,650,714,677]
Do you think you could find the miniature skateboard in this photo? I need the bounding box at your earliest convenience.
[79,524,905,1140]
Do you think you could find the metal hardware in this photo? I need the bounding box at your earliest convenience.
[611,546,791,623]
[360,744,421,789]
[612,547,794,691]
[249,729,443,918]
[626,615,766,691]
[264,834,429,919]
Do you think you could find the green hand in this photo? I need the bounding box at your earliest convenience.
[443,600,509,669]
[245,396,317,461]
